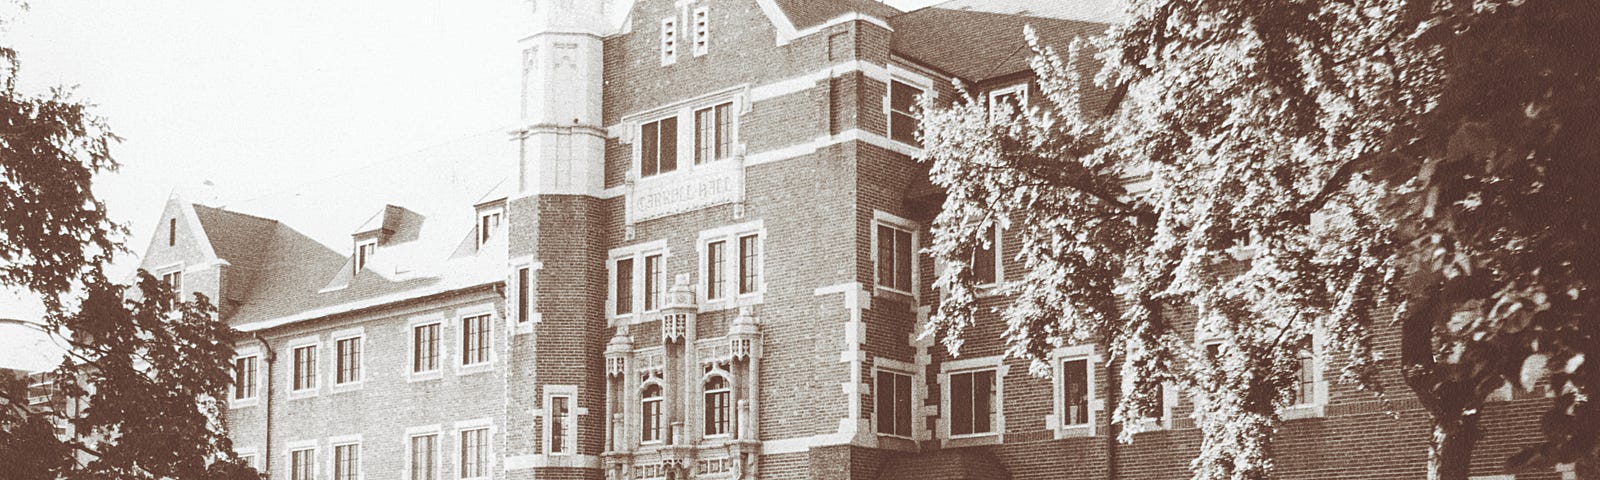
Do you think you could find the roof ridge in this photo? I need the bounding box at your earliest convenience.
[191,203,281,225]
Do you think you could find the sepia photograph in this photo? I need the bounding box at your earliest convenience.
[0,0,1595,479]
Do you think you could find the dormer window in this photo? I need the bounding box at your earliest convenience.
[988,83,1028,120]
[478,208,503,248]
[354,240,376,273]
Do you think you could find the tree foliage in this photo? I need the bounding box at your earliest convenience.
[919,0,1598,479]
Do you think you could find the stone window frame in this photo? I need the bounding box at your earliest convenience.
[452,418,494,480]
[1120,361,1177,432]
[453,303,498,376]
[938,355,1008,446]
[872,210,920,298]
[542,385,581,456]
[872,357,921,441]
[986,81,1029,120]
[1194,324,1327,420]
[229,346,262,408]
[622,86,749,183]
[286,439,319,480]
[639,379,667,445]
[286,335,322,400]
[700,370,734,439]
[330,327,366,392]
[328,434,362,480]
[404,424,442,480]
[1050,345,1098,439]
[509,258,542,333]
[607,240,670,325]
[696,220,765,312]
[407,314,446,382]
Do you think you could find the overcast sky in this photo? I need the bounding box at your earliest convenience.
[0,0,942,370]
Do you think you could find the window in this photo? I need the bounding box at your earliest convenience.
[642,384,664,443]
[706,240,726,300]
[413,323,440,373]
[1060,358,1090,427]
[168,218,177,246]
[459,428,489,479]
[692,7,709,56]
[988,83,1027,119]
[616,258,635,315]
[705,376,731,437]
[292,345,317,392]
[660,17,677,65]
[333,443,359,480]
[516,267,532,323]
[876,224,914,293]
[239,453,257,469]
[876,370,913,437]
[641,117,678,177]
[233,356,258,400]
[549,395,572,454]
[163,270,183,293]
[889,81,923,146]
[971,225,999,286]
[949,369,997,436]
[291,448,315,480]
[461,314,491,366]
[695,103,732,165]
[355,240,376,273]
[1287,352,1316,407]
[478,209,503,247]
[738,234,760,295]
[335,337,361,385]
[643,254,664,311]
[409,434,438,480]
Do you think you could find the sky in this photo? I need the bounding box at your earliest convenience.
[0,0,944,370]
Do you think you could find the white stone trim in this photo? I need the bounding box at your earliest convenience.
[451,419,496,480]
[228,351,262,408]
[329,328,366,392]
[608,240,671,324]
[453,304,499,375]
[696,220,766,311]
[404,427,442,480]
[871,211,920,298]
[408,316,446,383]
[871,357,924,441]
[938,355,1009,445]
[1049,345,1098,438]
[286,336,322,400]
[541,385,580,455]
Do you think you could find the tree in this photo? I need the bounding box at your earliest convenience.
[0,6,260,479]
[918,0,1598,479]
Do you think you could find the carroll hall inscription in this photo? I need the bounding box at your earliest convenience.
[627,162,742,223]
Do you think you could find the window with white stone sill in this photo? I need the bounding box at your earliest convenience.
[1050,345,1098,438]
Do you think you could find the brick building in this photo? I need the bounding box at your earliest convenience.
[131,1,1569,479]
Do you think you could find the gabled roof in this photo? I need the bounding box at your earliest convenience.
[771,0,903,30]
[890,0,1114,83]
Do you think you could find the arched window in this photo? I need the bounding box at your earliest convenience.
[704,375,731,437]
[642,384,664,443]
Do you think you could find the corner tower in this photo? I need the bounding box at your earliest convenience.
[516,0,609,195]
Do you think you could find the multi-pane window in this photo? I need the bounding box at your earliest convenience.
[971,225,999,285]
[163,270,183,293]
[1287,352,1316,406]
[643,254,664,311]
[516,267,532,323]
[889,81,923,146]
[694,103,732,164]
[233,356,258,400]
[616,258,635,315]
[876,370,913,437]
[738,234,760,295]
[549,395,572,454]
[642,384,664,443]
[410,434,437,480]
[641,117,678,177]
[333,443,359,480]
[1061,358,1090,426]
[460,428,489,479]
[704,376,731,437]
[949,369,997,436]
[335,337,361,385]
[461,314,491,366]
[292,345,317,391]
[413,323,440,373]
[706,240,726,300]
[355,240,376,273]
[291,448,315,480]
[876,224,914,292]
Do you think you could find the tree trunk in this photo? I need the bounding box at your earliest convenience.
[1429,409,1481,480]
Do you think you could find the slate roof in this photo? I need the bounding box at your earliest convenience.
[889,0,1114,83]
[876,447,1012,480]
[772,0,904,30]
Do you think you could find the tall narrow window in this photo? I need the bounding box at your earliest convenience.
[517,267,532,323]
[644,254,664,311]
[1061,358,1090,426]
[292,345,317,391]
[889,81,924,146]
[738,234,760,294]
[335,337,361,384]
[1288,352,1316,406]
[971,225,999,285]
[291,448,315,480]
[333,443,359,480]
[550,395,572,454]
[616,258,635,315]
[461,314,491,366]
[642,384,664,443]
[355,240,376,273]
[694,102,732,164]
[876,370,913,437]
[706,240,726,300]
[949,369,997,436]
[413,323,440,373]
[876,224,913,292]
[460,428,489,479]
[660,17,677,65]
[232,356,258,400]
[168,218,177,246]
[410,434,437,480]
[641,117,679,177]
[705,376,731,437]
[478,210,502,247]
[692,7,709,56]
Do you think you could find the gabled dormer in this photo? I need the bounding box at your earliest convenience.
[350,204,419,274]
[472,180,509,252]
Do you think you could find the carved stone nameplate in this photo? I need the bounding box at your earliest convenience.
[627,160,742,223]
